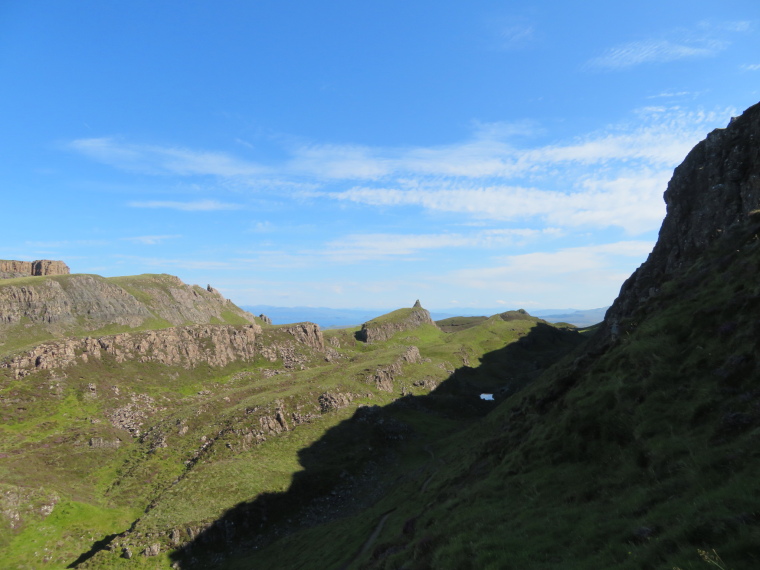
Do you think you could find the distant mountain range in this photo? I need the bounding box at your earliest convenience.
[241,305,609,329]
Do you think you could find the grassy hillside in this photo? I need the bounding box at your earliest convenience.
[7,219,760,569]
[191,214,760,570]
[0,304,581,569]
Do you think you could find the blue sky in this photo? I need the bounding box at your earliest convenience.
[1,0,758,311]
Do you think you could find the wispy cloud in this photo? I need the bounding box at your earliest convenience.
[287,143,392,179]
[742,63,760,71]
[587,39,723,70]
[497,23,536,50]
[128,200,242,211]
[322,228,562,262]
[324,171,668,235]
[115,255,232,271]
[307,106,730,234]
[71,105,732,236]
[292,107,725,183]
[246,221,274,233]
[585,21,750,71]
[121,234,182,245]
[483,15,539,52]
[24,239,110,248]
[441,241,655,307]
[70,137,265,177]
[647,90,698,99]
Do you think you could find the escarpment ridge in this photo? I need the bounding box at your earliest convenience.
[0,271,258,354]
[0,259,69,279]
[356,300,437,343]
[1,323,264,379]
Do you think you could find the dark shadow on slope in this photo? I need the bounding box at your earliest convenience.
[67,533,120,568]
[448,320,586,399]
[168,322,586,569]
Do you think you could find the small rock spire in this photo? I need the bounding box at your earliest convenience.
[413,299,422,308]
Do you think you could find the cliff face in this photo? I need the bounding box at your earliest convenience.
[0,259,70,279]
[1,324,261,379]
[0,321,326,379]
[357,303,437,343]
[0,273,258,354]
[0,275,152,327]
[605,102,760,330]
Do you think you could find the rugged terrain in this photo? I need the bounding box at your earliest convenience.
[0,273,581,569]
[192,102,759,570]
[0,259,70,279]
[1,101,760,570]
[0,272,259,356]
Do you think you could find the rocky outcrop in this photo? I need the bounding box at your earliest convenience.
[1,324,262,379]
[107,394,164,437]
[0,273,257,339]
[0,275,152,327]
[280,323,324,351]
[368,346,423,392]
[318,392,354,413]
[357,304,436,343]
[255,323,325,370]
[259,314,272,325]
[0,259,70,279]
[206,284,223,298]
[605,102,760,332]
[0,484,59,530]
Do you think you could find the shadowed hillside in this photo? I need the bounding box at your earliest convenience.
[161,320,587,569]
[158,102,760,569]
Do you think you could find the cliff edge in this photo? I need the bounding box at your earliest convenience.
[357,301,437,343]
[604,101,760,333]
[0,272,258,355]
[0,259,70,279]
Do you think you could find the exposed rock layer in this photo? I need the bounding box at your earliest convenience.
[0,276,152,327]
[605,102,760,329]
[0,259,70,279]
[368,345,423,392]
[1,324,262,378]
[357,306,436,343]
[279,323,325,352]
[0,273,257,341]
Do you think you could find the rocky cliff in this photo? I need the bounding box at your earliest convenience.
[604,102,760,333]
[0,259,70,279]
[0,320,327,380]
[0,275,152,327]
[0,273,257,354]
[356,302,437,343]
[1,324,262,379]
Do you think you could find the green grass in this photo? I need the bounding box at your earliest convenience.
[0,497,138,570]
[157,219,760,570]
[435,315,488,332]
[0,295,643,569]
[361,307,419,326]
